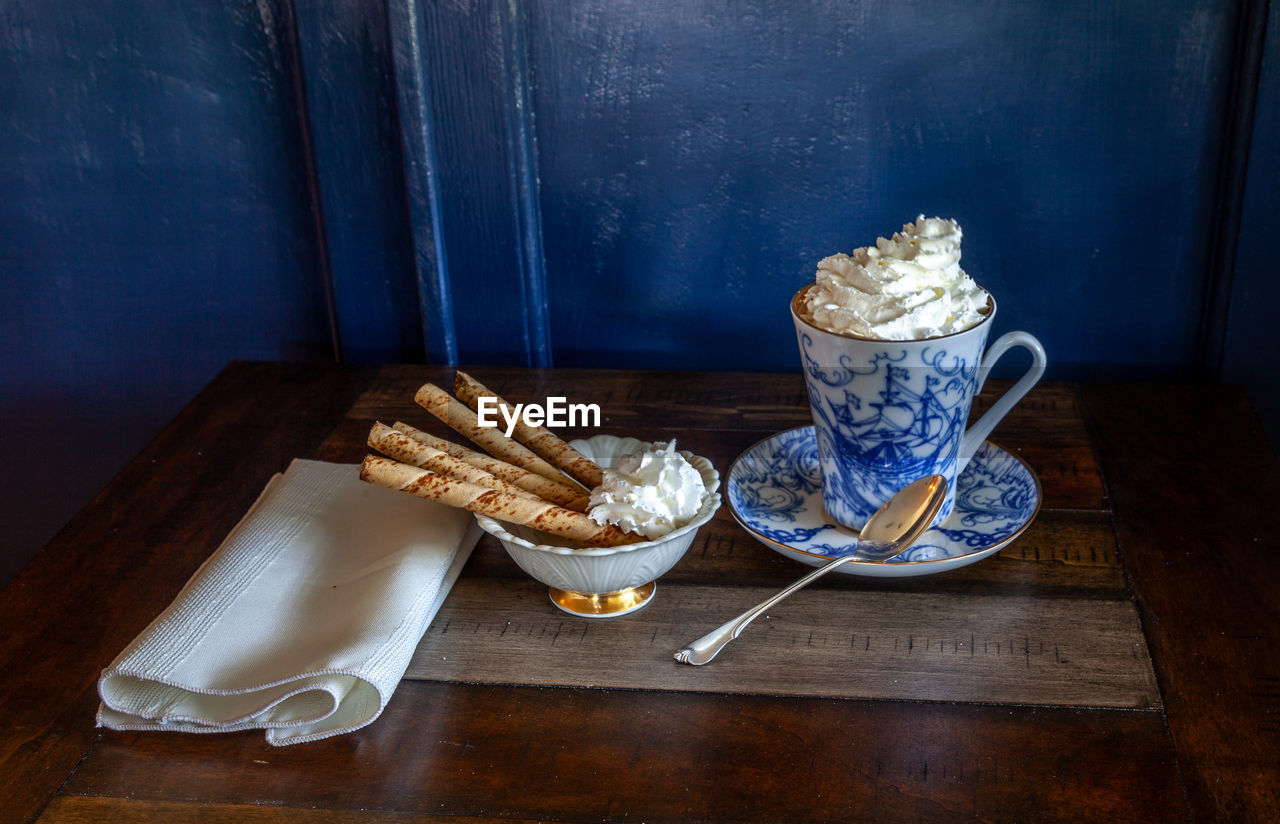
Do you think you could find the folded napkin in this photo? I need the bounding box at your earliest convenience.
[97,459,479,746]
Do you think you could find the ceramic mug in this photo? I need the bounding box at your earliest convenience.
[791,286,1046,530]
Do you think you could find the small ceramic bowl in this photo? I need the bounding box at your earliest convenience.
[475,435,721,618]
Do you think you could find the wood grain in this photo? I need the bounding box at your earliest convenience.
[341,367,1110,511]
[38,797,527,824]
[0,362,377,824]
[1084,383,1280,822]
[405,575,1159,708]
[68,682,1185,823]
[348,366,1089,438]
[358,371,1153,705]
[12,366,1259,823]
[454,509,1127,598]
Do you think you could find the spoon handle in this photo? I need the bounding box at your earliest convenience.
[673,555,851,666]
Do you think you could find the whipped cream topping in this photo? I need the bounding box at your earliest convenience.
[588,441,707,540]
[803,215,990,340]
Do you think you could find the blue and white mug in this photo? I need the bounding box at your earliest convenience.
[790,286,1046,530]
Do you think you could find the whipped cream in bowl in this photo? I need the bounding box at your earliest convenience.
[473,435,721,617]
[588,440,707,540]
[801,215,991,340]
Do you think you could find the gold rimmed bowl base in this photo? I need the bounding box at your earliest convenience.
[548,581,656,618]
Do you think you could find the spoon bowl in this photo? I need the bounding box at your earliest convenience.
[673,474,947,665]
[846,474,948,559]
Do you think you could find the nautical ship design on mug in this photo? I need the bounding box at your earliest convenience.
[791,289,1046,530]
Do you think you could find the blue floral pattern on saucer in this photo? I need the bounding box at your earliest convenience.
[727,426,1041,577]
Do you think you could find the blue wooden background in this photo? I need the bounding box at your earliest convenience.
[2,0,1277,584]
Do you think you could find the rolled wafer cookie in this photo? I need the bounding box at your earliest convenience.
[359,455,642,547]
[453,371,604,489]
[391,422,590,511]
[415,383,568,485]
[367,422,550,505]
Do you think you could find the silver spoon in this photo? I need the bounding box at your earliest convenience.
[673,474,947,666]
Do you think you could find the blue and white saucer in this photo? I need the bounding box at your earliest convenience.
[727,426,1041,577]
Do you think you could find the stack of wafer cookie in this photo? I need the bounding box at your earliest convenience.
[359,372,644,548]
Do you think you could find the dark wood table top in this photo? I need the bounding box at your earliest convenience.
[3,362,1278,823]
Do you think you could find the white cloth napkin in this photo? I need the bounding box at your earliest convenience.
[97,459,479,746]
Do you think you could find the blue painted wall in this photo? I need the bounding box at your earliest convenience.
[399,0,1254,376]
[0,1,333,583]
[1227,0,1280,440]
[527,0,1229,372]
[2,0,1276,584]
[294,0,423,362]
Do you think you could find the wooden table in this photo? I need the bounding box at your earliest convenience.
[3,363,1278,823]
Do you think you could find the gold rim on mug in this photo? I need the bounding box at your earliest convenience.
[724,425,1043,567]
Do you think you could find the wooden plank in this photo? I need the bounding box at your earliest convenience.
[998,439,1107,510]
[345,364,814,431]
[969,378,1094,441]
[1084,383,1280,822]
[11,368,1214,823]
[458,508,1129,599]
[68,682,1187,823]
[0,363,377,824]
[337,422,1106,514]
[347,366,1091,439]
[386,0,457,363]
[39,796,534,824]
[291,0,424,361]
[342,369,1108,510]
[342,364,1128,714]
[404,575,1159,709]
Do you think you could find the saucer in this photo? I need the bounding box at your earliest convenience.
[726,426,1041,577]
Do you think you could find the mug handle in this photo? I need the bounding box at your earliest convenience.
[959,331,1047,471]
